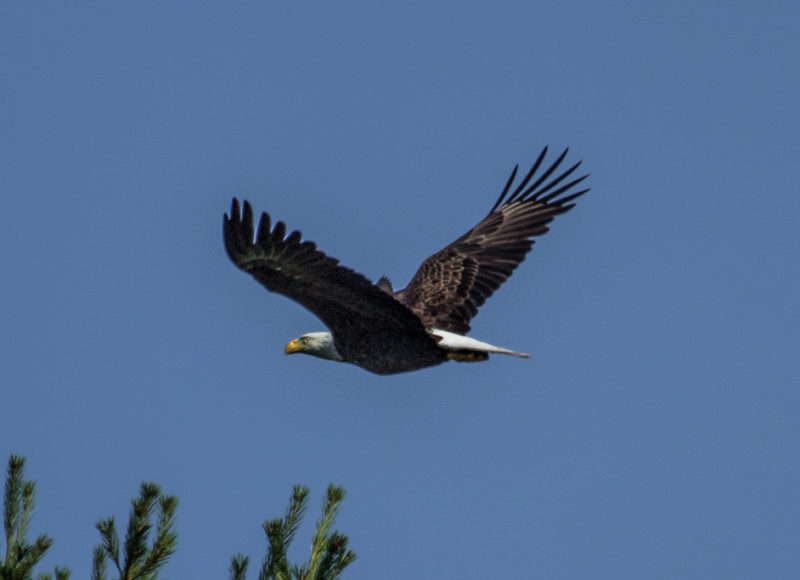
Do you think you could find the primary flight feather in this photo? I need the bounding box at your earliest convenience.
[224,146,589,374]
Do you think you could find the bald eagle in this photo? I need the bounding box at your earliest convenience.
[224,147,589,375]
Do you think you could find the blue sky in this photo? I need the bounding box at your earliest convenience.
[2,2,798,578]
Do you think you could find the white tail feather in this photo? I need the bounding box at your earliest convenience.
[431,329,531,358]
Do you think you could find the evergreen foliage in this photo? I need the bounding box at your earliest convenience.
[2,456,355,579]
[0,454,70,580]
[230,484,357,580]
[92,482,178,580]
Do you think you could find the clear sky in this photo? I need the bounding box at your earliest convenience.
[2,2,798,578]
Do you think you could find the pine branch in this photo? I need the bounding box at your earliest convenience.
[36,565,72,580]
[93,481,177,580]
[95,517,121,574]
[316,532,356,580]
[3,455,25,565]
[229,553,249,580]
[282,486,309,551]
[1,455,68,580]
[139,494,178,578]
[17,481,36,550]
[261,485,310,580]
[306,485,347,579]
[122,482,159,578]
[260,518,287,579]
[91,544,108,580]
[235,484,356,580]
[15,533,53,576]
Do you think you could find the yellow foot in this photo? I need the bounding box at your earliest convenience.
[446,350,489,363]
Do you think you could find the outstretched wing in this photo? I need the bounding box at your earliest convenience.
[224,198,426,339]
[395,147,589,334]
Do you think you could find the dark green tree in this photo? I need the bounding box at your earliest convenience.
[1,454,70,580]
[3,455,355,580]
[229,484,356,580]
[91,482,178,580]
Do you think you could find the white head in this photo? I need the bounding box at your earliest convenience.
[284,331,344,362]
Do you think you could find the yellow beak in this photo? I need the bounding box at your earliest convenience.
[284,338,304,355]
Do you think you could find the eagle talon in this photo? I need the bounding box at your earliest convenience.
[446,351,490,363]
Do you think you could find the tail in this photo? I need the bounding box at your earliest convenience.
[431,329,531,359]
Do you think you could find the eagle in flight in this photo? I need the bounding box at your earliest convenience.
[224,147,589,374]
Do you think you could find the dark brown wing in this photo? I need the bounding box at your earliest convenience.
[224,198,427,339]
[395,147,589,334]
